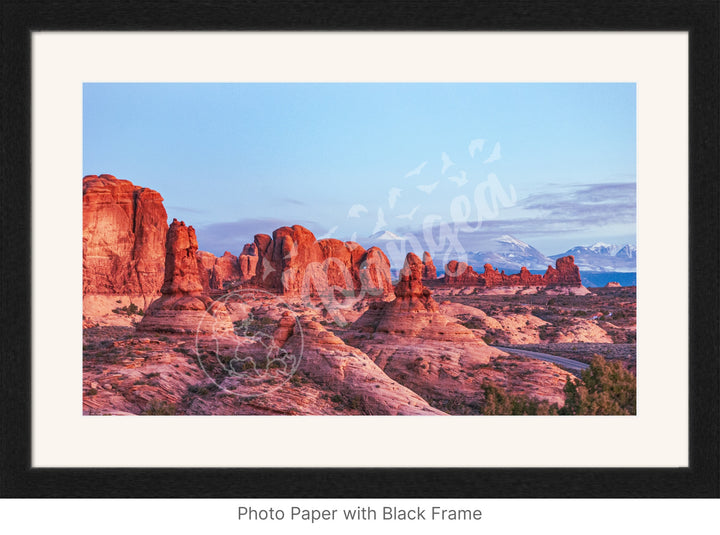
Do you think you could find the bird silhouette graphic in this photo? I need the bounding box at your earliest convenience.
[388,187,402,209]
[417,181,439,194]
[404,161,427,178]
[347,204,368,218]
[396,205,420,220]
[483,142,501,163]
[468,138,486,158]
[316,226,338,240]
[373,208,388,233]
[261,257,276,280]
[447,171,468,187]
[441,152,455,174]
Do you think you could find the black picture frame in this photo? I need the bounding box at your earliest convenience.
[1,0,718,498]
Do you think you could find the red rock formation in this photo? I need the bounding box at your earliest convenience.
[83,174,168,298]
[160,220,203,295]
[443,260,481,285]
[354,253,479,336]
[245,225,394,299]
[195,250,242,292]
[195,250,216,292]
[251,225,322,294]
[212,252,241,290]
[358,246,394,298]
[315,238,368,294]
[443,255,582,288]
[278,318,444,415]
[393,252,437,313]
[238,243,259,282]
[421,251,438,280]
[348,252,504,410]
[542,255,582,286]
[481,264,544,287]
[139,219,233,334]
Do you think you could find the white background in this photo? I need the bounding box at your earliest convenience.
[32,32,688,468]
[0,499,717,533]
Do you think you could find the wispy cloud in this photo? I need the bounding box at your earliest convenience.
[520,182,636,225]
[395,181,636,253]
[280,197,307,206]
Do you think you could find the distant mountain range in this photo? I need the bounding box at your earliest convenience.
[466,235,554,272]
[551,242,636,272]
[363,232,636,273]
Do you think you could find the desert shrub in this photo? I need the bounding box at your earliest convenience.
[348,395,363,411]
[188,384,210,395]
[461,318,485,330]
[290,374,303,386]
[538,325,551,341]
[480,381,559,415]
[143,400,177,415]
[112,303,144,316]
[560,355,636,415]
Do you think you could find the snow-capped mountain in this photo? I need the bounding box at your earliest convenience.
[368,230,407,241]
[551,242,636,272]
[615,244,637,259]
[362,230,636,274]
[466,235,554,271]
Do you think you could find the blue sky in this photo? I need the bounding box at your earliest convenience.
[84,83,636,257]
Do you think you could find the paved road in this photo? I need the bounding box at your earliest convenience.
[493,346,589,377]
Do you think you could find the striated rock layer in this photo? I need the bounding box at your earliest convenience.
[444,255,583,288]
[138,219,233,334]
[280,319,444,415]
[83,174,168,311]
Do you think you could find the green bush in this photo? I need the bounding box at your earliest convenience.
[560,355,636,415]
[112,303,144,316]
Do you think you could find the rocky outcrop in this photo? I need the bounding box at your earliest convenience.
[279,319,444,415]
[245,225,394,299]
[358,246,394,297]
[443,255,582,288]
[542,255,582,286]
[480,264,545,287]
[196,250,242,292]
[422,251,437,280]
[138,219,233,334]
[443,260,481,285]
[353,253,448,336]
[238,243,259,282]
[346,253,504,410]
[83,174,168,308]
[195,250,216,292]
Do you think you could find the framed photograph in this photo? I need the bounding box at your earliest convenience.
[1,1,718,498]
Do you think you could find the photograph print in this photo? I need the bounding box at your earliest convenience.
[82,82,637,417]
